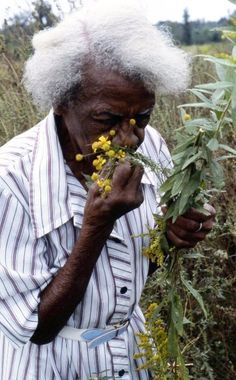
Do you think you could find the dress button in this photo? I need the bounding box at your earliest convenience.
[120,286,128,294]
[118,369,125,377]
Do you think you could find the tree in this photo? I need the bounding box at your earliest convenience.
[32,0,59,30]
[182,8,192,45]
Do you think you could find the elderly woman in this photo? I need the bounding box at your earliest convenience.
[0,1,215,379]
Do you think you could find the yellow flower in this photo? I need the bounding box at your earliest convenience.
[75,154,84,162]
[101,141,111,151]
[103,179,111,187]
[96,179,104,188]
[129,118,136,126]
[104,185,112,193]
[183,113,191,121]
[109,129,116,136]
[92,141,101,152]
[98,136,109,143]
[106,149,116,158]
[95,136,111,152]
[92,155,106,170]
[91,172,99,181]
[92,159,99,167]
[116,150,126,159]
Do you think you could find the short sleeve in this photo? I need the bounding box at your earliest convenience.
[0,187,53,348]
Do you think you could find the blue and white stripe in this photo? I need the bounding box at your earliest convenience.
[0,110,172,379]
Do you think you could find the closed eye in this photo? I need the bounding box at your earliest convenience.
[135,114,151,128]
[95,116,121,128]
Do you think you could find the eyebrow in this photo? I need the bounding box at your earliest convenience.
[94,107,154,117]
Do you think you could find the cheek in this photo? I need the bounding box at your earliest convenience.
[134,128,145,145]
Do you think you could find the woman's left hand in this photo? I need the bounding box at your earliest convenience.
[165,204,216,249]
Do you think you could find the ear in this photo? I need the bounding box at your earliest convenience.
[53,104,67,116]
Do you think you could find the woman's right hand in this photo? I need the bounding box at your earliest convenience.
[83,160,144,229]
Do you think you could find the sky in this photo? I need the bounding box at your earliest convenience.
[0,0,235,26]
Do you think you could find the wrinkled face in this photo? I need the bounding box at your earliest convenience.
[57,66,155,172]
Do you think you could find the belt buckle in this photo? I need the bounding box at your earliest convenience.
[112,318,129,330]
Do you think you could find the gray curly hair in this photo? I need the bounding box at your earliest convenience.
[23,0,191,110]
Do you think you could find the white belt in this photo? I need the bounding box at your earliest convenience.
[58,319,129,349]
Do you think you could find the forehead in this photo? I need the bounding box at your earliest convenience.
[79,66,155,111]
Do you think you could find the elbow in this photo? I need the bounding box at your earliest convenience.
[30,331,56,345]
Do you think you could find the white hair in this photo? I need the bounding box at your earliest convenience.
[23,0,191,110]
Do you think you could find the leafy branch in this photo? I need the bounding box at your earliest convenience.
[137,15,236,380]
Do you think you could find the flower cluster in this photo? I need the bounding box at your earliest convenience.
[142,215,166,266]
[75,129,128,196]
[134,303,168,379]
[90,130,127,195]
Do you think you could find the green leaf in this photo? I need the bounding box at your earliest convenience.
[181,274,207,318]
[209,160,225,189]
[182,152,203,170]
[168,319,179,358]
[160,233,170,255]
[171,168,191,197]
[178,353,190,380]
[215,62,228,82]
[172,147,196,165]
[177,194,191,218]
[184,119,216,132]
[205,56,236,68]
[173,136,196,154]
[207,138,219,151]
[232,46,236,59]
[183,316,193,325]
[228,0,236,4]
[190,88,212,104]
[177,171,202,215]
[212,88,225,105]
[180,102,222,111]
[232,83,236,127]
[183,252,204,259]
[195,81,233,90]
[171,293,184,336]
[160,189,172,205]
[217,154,236,161]
[218,143,236,155]
[159,175,176,193]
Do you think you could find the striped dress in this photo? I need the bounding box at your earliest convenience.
[0,111,172,379]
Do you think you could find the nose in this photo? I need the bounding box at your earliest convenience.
[113,120,140,148]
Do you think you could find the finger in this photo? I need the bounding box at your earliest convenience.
[126,164,144,192]
[168,215,214,233]
[166,229,197,249]
[167,215,201,232]
[203,203,216,219]
[201,218,215,233]
[183,204,216,222]
[161,206,167,215]
[167,222,206,242]
[112,160,132,188]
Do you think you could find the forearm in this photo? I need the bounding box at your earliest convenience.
[31,223,113,345]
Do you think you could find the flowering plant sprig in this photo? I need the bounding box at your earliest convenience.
[135,17,236,379]
[76,127,164,197]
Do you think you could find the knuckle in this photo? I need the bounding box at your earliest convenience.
[190,221,199,231]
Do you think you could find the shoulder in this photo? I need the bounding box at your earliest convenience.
[0,124,40,206]
[0,125,39,172]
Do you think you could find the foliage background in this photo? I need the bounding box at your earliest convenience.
[0,1,235,379]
